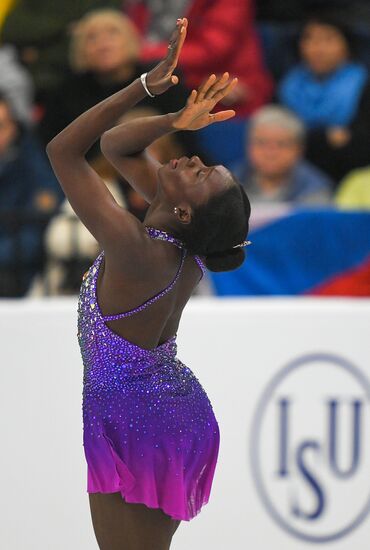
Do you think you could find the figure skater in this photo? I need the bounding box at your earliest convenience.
[46,17,251,550]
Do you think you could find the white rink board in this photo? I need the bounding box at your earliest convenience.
[1,297,369,550]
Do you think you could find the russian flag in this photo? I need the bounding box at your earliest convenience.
[208,207,370,296]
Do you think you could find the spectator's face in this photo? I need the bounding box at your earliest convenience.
[300,23,350,75]
[83,20,135,74]
[249,125,302,178]
[0,102,17,156]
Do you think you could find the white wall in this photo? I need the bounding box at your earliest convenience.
[1,297,369,549]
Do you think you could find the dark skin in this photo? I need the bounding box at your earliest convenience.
[47,17,237,550]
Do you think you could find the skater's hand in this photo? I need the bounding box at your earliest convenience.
[170,73,238,131]
[146,18,187,95]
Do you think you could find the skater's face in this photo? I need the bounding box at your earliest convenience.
[157,155,235,212]
[300,23,350,75]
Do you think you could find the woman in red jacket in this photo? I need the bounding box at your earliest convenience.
[127,0,273,117]
[126,0,274,165]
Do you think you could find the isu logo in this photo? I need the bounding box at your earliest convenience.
[250,353,370,543]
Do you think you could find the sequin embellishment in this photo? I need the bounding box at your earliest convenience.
[78,227,219,521]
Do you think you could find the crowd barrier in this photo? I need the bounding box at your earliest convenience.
[1,296,369,549]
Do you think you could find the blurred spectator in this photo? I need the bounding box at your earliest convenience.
[257,2,370,80]
[125,0,273,167]
[29,155,125,296]
[0,44,34,125]
[1,0,123,102]
[278,12,370,184]
[233,105,333,205]
[38,9,197,160]
[334,167,370,210]
[0,93,63,296]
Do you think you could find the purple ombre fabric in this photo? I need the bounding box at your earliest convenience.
[78,229,220,521]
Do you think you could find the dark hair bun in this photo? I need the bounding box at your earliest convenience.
[205,248,245,272]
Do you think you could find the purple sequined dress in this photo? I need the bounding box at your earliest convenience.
[78,227,220,521]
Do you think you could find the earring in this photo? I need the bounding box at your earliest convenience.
[174,207,179,215]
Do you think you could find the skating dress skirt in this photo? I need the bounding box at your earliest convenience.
[77,230,220,521]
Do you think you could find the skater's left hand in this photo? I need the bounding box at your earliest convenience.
[146,18,187,95]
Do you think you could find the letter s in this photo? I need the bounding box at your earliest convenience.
[291,441,325,520]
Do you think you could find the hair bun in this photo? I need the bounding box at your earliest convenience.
[205,248,245,272]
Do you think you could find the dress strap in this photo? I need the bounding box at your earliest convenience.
[194,255,206,279]
[101,247,187,321]
[145,225,205,279]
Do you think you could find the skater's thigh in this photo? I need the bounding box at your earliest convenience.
[88,492,181,550]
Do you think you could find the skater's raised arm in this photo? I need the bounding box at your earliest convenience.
[46,18,187,249]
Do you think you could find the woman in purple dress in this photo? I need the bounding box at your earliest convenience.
[47,17,251,550]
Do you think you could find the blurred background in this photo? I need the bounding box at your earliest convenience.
[1,3,370,550]
[1,0,369,298]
